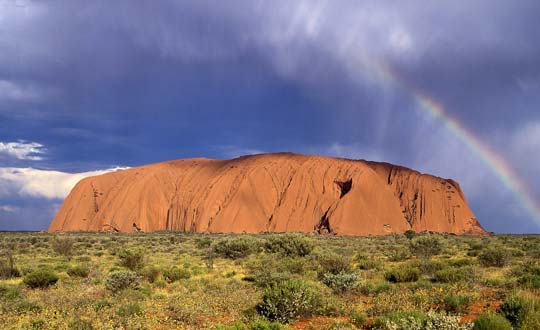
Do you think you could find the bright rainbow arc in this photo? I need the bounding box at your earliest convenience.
[371,59,540,224]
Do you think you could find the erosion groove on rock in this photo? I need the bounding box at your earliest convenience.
[49,153,485,235]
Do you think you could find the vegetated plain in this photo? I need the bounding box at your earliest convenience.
[1,232,540,330]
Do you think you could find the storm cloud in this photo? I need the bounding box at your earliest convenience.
[1,0,539,232]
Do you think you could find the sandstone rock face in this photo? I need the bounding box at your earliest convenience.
[48,153,485,235]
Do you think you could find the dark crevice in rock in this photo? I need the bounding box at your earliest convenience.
[315,208,333,234]
[102,223,119,232]
[133,223,143,233]
[335,179,352,198]
[91,184,99,213]
[387,166,394,184]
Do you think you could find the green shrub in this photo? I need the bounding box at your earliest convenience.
[374,311,469,330]
[195,237,213,249]
[67,264,90,278]
[510,260,540,277]
[23,269,59,289]
[118,248,146,270]
[244,251,309,284]
[117,303,144,317]
[433,267,474,283]
[264,234,313,257]
[521,312,540,330]
[0,283,21,300]
[163,267,191,282]
[350,312,367,327]
[257,279,323,323]
[167,303,198,325]
[0,249,20,279]
[76,256,92,262]
[409,235,443,260]
[357,258,382,270]
[105,270,141,293]
[318,253,352,275]
[214,236,261,259]
[448,258,475,267]
[472,313,512,330]
[499,295,540,328]
[418,260,446,275]
[52,237,75,257]
[374,312,418,329]
[404,230,416,240]
[93,299,112,311]
[386,247,410,262]
[518,274,540,289]
[141,265,161,283]
[478,248,511,267]
[321,271,359,293]
[14,299,42,313]
[385,267,420,283]
[154,279,166,288]
[443,294,471,314]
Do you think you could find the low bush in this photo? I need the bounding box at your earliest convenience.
[318,253,352,275]
[0,249,20,279]
[163,267,191,282]
[214,236,261,259]
[245,255,315,287]
[472,313,512,330]
[448,258,475,267]
[385,267,420,283]
[67,264,90,278]
[93,299,111,311]
[350,312,367,327]
[520,312,540,330]
[499,295,540,328]
[0,283,21,300]
[374,311,469,330]
[257,279,323,323]
[141,265,161,283]
[14,299,42,313]
[104,270,141,293]
[264,234,313,257]
[357,258,383,270]
[404,230,416,240]
[409,235,443,260]
[373,311,426,329]
[443,294,471,314]
[321,271,359,293]
[52,237,75,257]
[417,260,446,275]
[117,303,144,317]
[386,247,410,262]
[23,269,58,288]
[478,248,511,268]
[510,260,540,277]
[433,267,474,283]
[195,237,212,249]
[518,274,540,289]
[118,248,146,270]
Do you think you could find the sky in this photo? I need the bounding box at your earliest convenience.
[0,0,539,233]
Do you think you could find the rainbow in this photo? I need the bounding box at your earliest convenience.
[368,59,540,224]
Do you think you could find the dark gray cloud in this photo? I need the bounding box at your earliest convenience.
[1,0,539,232]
